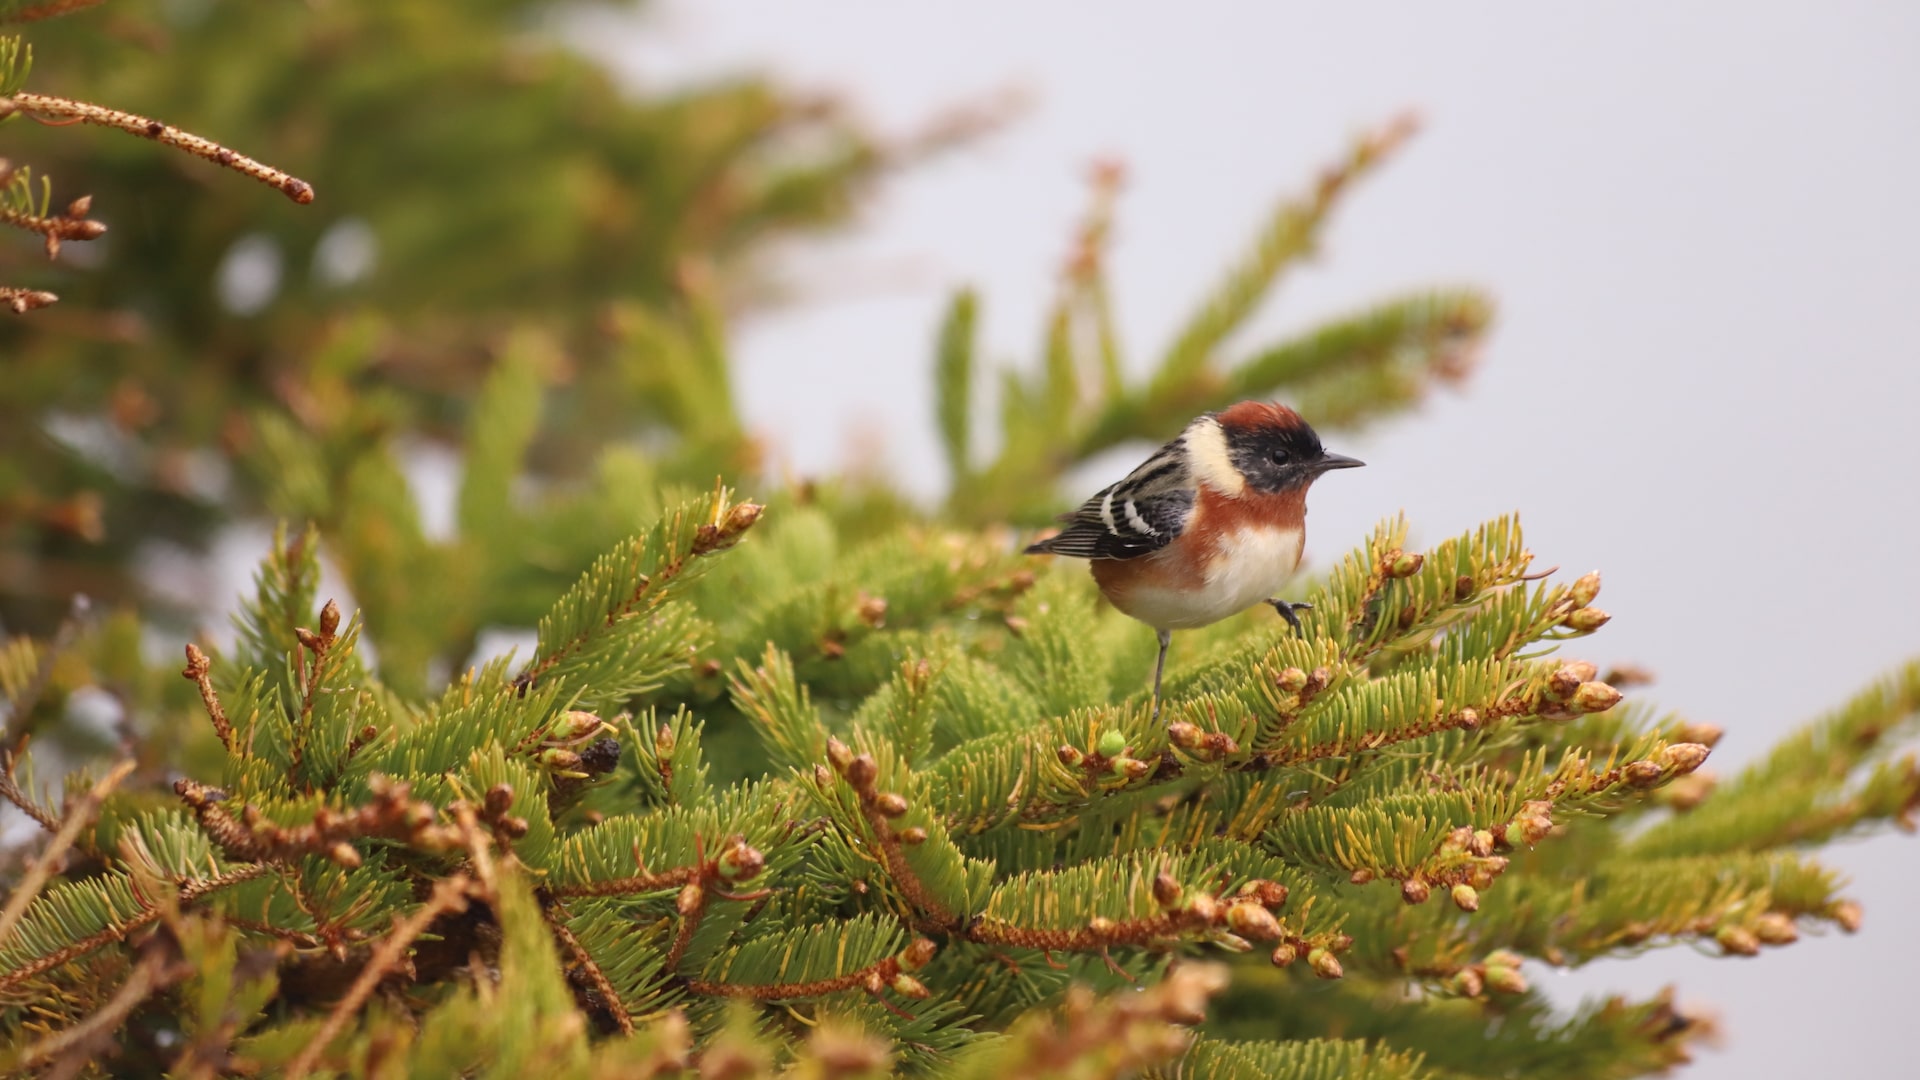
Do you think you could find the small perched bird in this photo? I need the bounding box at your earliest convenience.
[1025,402,1363,718]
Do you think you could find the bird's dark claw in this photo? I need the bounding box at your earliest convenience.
[1267,598,1312,638]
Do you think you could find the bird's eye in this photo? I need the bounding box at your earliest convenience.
[1269,450,1289,465]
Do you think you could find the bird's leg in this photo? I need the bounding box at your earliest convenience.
[1151,628,1172,721]
[1267,598,1312,638]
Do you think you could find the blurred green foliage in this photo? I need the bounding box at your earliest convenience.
[1,0,901,632]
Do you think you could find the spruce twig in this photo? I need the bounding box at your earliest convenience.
[0,92,314,203]
[685,937,936,1002]
[181,644,232,753]
[545,909,633,1035]
[0,864,269,992]
[0,758,134,947]
[2,939,185,1077]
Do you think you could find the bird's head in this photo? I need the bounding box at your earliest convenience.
[1214,401,1364,495]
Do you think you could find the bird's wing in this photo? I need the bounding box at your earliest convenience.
[1026,437,1197,560]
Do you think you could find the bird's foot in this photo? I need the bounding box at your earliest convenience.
[1266,598,1312,637]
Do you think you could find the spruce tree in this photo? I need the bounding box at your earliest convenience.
[4,5,1917,1078]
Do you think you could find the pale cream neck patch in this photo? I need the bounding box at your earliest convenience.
[1183,415,1245,496]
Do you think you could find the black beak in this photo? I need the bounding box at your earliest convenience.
[1314,452,1365,472]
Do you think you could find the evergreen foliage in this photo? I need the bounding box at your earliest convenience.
[3,6,1918,1079]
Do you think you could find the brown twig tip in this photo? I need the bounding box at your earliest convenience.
[2,285,58,312]
[0,92,315,204]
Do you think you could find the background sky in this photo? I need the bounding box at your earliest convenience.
[570,3,1920,1075]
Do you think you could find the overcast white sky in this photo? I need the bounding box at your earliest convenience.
[570,3,1920,1074]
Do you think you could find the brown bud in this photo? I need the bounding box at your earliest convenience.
[1400,878,1431,905]
[1304,667,1332,695]
[889,973,929,998]
[293,626,323,652]
[856,594,889,628]
[1349,868,1375,886]
[873,792,909,818]
[541,748,583,771]
[717,840,765,882]
[1451,884,1480,912]
[66,194,94,218]
[677,882,703,916]
[555,710,604,742]
[1270,943,1298,967]
[1572,682,1623,713]
[1469,829,1496,857]
[499,816,530,839]
[900,938,937,971]
[654,723,677,757]
[1240,879,1289,907]
[1624,760,1665,788]
[1716,925,1760,956]
[1547,665,1584,701]
[1057,745,1085,767]
[826,737,854,771]
[819,638,846,660]
[1455,707,1480,730]
[1450,967,1485,997]
[1483,958,1527,994]
[1568,571,1602,608]
[1754,912,1799,945]
[484,783,514,817]
[1660,742,1711,774]
[1225,900,1282,941]
[1388,551,1425,578]
[329,842,362,869]
[1566,607,1611,632]
[898,826,928,845]
[1309,947,1343,980]
[846,754,878,789]
[1832,900,1864,933]
[1088,916,1117,939]
[1166,721,1202,749]
[1111,756,1152,781]
[182,642,211,678]
[1274,667,1309,693]
[1454,574,1475,601]
[812,764,834,788]
[1153,873,1182,909]
[1003,615,1029,636]
[319,599,342,639]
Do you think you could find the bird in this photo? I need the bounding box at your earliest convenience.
[1024,401,1363,719]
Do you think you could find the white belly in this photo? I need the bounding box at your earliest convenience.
[1123,527,1303,630]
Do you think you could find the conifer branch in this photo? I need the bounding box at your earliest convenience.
[966,962,1229,1077]
[0,758,133,948]
[0,752,59,832]
[0,284,56,312]
[686,937,937,1002]
[1,937,186,1076]
[180,644,233,753]
[0,193,104,258]
[0,864,268,992]
[544,909,633,1035]
[0,92,314,203]
[285,875,473,1080]
[826,737,962,930]
[288,599,344,781]
[173,776,468,867]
